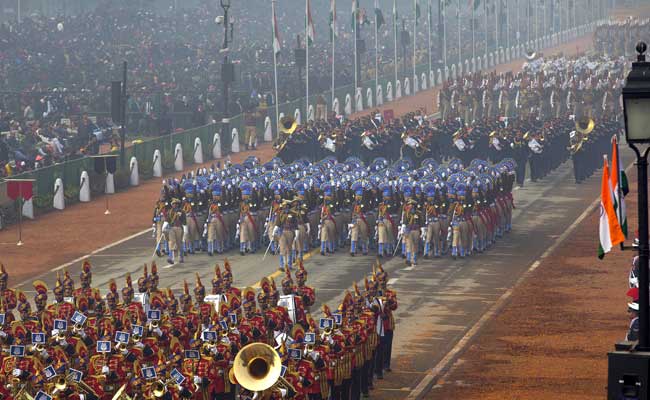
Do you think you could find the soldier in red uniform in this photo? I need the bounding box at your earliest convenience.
[375,264,397,373]
[180,280,199,337]
[32,280,53,332]
[122,273,145,324]
[62,269,75,301]
[241,288,266,344]
[89,331,129,399]
[48,272,75,321]
[194,274,215,329]
[222,259,241,299]
[74,260,102,311]
[212,264,224,295]
[105,279,127,330]
[0,264,18,313]
[148,263,168,311]
[295,261,315,311]
[193,338,228,400]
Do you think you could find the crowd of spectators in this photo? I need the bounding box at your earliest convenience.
[0,0,573,177]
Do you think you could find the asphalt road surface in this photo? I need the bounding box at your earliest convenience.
[14,152,630,399]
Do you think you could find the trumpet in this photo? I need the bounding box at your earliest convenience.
[148,319,160,330]
[152,379,172,398]
[53,376,67,394]
[72,323,84,335]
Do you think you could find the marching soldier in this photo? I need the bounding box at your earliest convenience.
[166,198,187,265]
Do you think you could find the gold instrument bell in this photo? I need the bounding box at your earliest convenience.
[279,116,298,135]
[524,49,537,61]
[232,342,283,392]
[112,383,134,400]
[575,118,595,135]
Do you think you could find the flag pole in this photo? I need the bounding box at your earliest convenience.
[375,0,379,103]
[443,0,447,70]
[332,0,336,108]
[354,0,358,96]
[306,0,309,120]
[427,0,432,77]
[394,0,398,90]
[485,0,488,64]
[272,0,280,138]
[472,0,475,62]
[458,0,461,67]
[17,182,23,246]
[413,0,417,90]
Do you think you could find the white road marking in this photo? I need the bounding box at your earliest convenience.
[387,278,399,285]
[16,228,153,289]
[403,266,415,271]
[406,183,605,399]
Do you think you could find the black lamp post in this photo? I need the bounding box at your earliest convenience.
[623,42,650,351]
[220,0,234,155]
[608,41,650,400]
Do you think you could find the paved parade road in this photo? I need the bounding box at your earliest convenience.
[13,151,631,399]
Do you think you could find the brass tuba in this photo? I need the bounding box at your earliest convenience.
[111,383,133,400]
[524,49,537,61]
[575,117,595,135]
[232,342,296,397]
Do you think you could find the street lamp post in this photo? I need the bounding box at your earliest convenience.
[220,0,234,155]
[608,41,650,400]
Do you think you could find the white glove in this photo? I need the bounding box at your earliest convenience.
[121,348,129,355]
[400,224,406,235]
[154,327,163,336]
[272,226,280,236]
[279,388,288,398]
[193,375,202,385]
[40,350,49,359]
[51,329,59,337]
[101,365,110,375]
[79,395,86,400]
[59,339,68,347]
[134,341,145,349]
[12,368,22,377]
[0,331,7,338]
[309,351,320,360]
[217,369,224,376]
[162,221,170,232]
[80,330,87,339]
[348,223,354,230]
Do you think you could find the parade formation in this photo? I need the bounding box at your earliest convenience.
[0,258,396,400]
[274,54,625,186]
[152,152,517,268]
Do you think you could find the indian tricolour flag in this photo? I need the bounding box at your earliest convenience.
[598,155,625,259]
[330,0,338,41]
[272,1,281,56]
[611,136,629,237]
[307,0,315,46]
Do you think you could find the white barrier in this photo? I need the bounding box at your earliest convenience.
[396,80,402,99]
[308,105,315,122]
[231,128,240,153]
[153,149,162,177]
[355,88,363,112]
[413,75,419,93]
[213,133,222,159]
[386,82,393,102]
[193,137,203,165]
[264,117,272,142]
[333,98,340,115]
[79,171,91,202]
[430,70,435,87]
[366,87,373,109]
[344,94,352,115]
[294,108,301,125]
[174,143,183,171]
[53,178,65,210]
[376,85,383,106]
[129,157,139,187]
